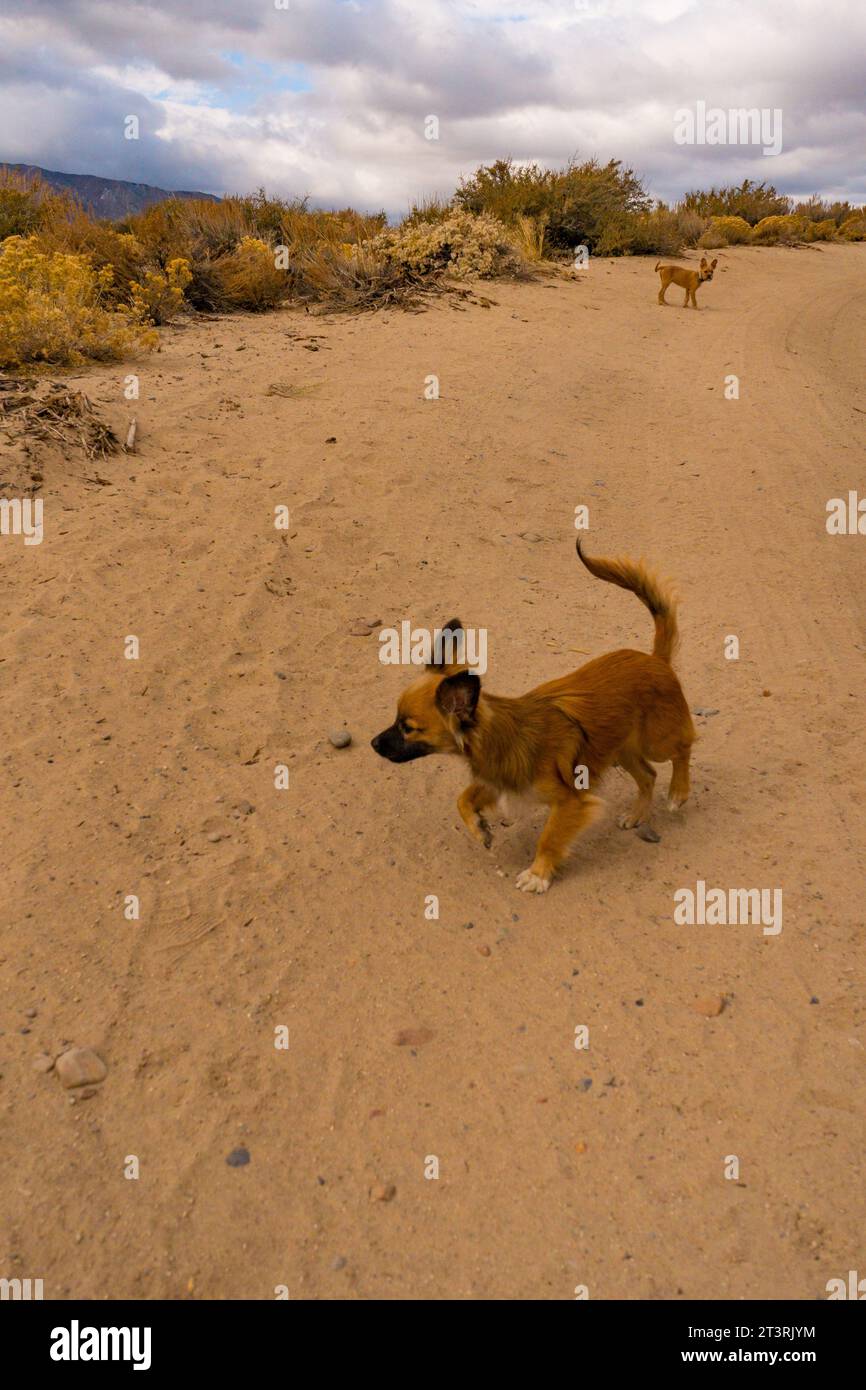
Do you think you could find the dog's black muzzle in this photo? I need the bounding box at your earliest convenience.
[371,724,432,763]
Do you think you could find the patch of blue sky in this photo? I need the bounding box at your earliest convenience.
[214,52,313,110]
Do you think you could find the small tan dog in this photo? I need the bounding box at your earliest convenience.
[656,256,717,309]
[371,541,695,894]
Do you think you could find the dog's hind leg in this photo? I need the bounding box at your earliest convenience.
[457,781,499,849]
[667,749,691,811]
[516,792,603,893]
[616,747,657,828]
[658,283,667,304]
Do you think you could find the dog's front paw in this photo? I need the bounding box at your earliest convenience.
[516,868,550,894]
[617,812,641,829]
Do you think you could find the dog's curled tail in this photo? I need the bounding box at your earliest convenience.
[576,538,679,663]
[654,261,660,272]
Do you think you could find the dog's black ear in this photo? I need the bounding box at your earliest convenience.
[427,618,464,670]
[436,670,480,722]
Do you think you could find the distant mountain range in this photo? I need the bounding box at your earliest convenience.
[2,164,220,219]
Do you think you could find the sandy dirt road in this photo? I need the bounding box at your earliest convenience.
[1,243,864,1300]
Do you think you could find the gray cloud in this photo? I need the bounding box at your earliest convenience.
[1,0,864,211]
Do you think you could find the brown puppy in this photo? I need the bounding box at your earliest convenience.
[371,541,696,894]
[656,255,717,308]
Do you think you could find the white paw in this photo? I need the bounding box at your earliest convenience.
[618,812,640,829]
[667,797,686,813]
[516,869,551,894]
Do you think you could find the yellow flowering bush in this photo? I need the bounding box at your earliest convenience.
[804,219,838,242]
[213,235,288,309]
[708,215,752,244]
[0,236,157,369]
[751,215,809,244]
[129,257,193,324]
[839,214,866,241]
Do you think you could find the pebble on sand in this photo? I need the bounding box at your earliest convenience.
[328,730,352,748]
[55,1047,107,1089]
[32,1052,55,1073]
[369,1182,396,1202]
[477,944,491,957]
[394,1027,434,1047]
[692,995,726,1018]
[226,1147,251,1167]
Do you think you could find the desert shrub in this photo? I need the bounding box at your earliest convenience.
[212,236,288,310]
[709,215,752,244]
[839,214,866,241]
[682,179,790,224]
[793,197,860,227]
[269,201,387,251]
[374,210,525,279]
[454,156,649,252]
[402,196,455,228]
[129,197,249,261]
[455,158,554,224]
[675,208,709,247]
[34,211,150,303]
[290,241,427,311]
[511,213,549,261]
[126,199,249,308]
[129,258,193,324]
[632,206,681,255]
[751,214,809,244]
[804,219,838,242]
[697,228,728,250]
[0,167,72,241]
[229,189,309,239]
[0,236,156,368]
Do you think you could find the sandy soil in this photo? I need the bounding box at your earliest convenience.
[1,243,864,1301]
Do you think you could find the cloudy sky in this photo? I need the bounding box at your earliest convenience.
[1,0,863,213]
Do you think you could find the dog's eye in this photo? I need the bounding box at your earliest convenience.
[400,721,424,736]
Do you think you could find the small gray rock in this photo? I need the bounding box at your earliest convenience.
[328,730,352,748]
[226,1147,251,1167]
